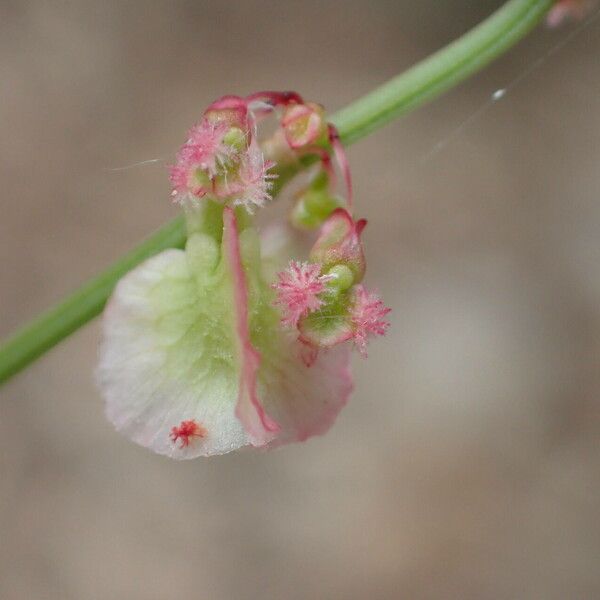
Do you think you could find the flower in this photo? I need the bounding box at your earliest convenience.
[170,94,273,208]
[97,91,389,459]
[350,285,391,356]
[219,139,277,211]
[278,208,391,355]
[169,120,233,203]
[273,261,329,327]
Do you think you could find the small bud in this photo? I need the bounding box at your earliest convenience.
[325,264,354,292]
[204,95,249,130]
[310,208,367,283]
[282,102,327,149]
[290,171,342,230]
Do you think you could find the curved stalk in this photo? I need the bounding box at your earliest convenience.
[332,0,554,144]
[0,0,554,385]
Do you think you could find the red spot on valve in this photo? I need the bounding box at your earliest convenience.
[170,420,206,448]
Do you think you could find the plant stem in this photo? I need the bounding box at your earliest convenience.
[0,0,554,385]
[333,0,554,145]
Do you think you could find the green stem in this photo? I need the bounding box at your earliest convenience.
[0,0,554,385]
[333,0,554,145]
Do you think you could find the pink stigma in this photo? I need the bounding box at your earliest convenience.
[170,419,207,448]
[231,141,277,210]
[169,120,233,202]
[350,285,391,357]
[274,261,328,327]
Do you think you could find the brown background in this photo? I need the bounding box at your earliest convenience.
[1,1,599,598]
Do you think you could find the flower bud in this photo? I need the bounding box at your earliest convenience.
[309,208,367,283]
[282,102,327,149]
[204,95,249,130]
[290,171,342,230]
[325,264,354,292]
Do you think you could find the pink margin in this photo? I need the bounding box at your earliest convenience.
[222,207,280,445]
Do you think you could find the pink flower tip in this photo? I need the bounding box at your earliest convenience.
[350,285,391,357]
[273,261,329,327]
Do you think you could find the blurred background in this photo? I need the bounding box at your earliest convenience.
[1,1,599,598]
